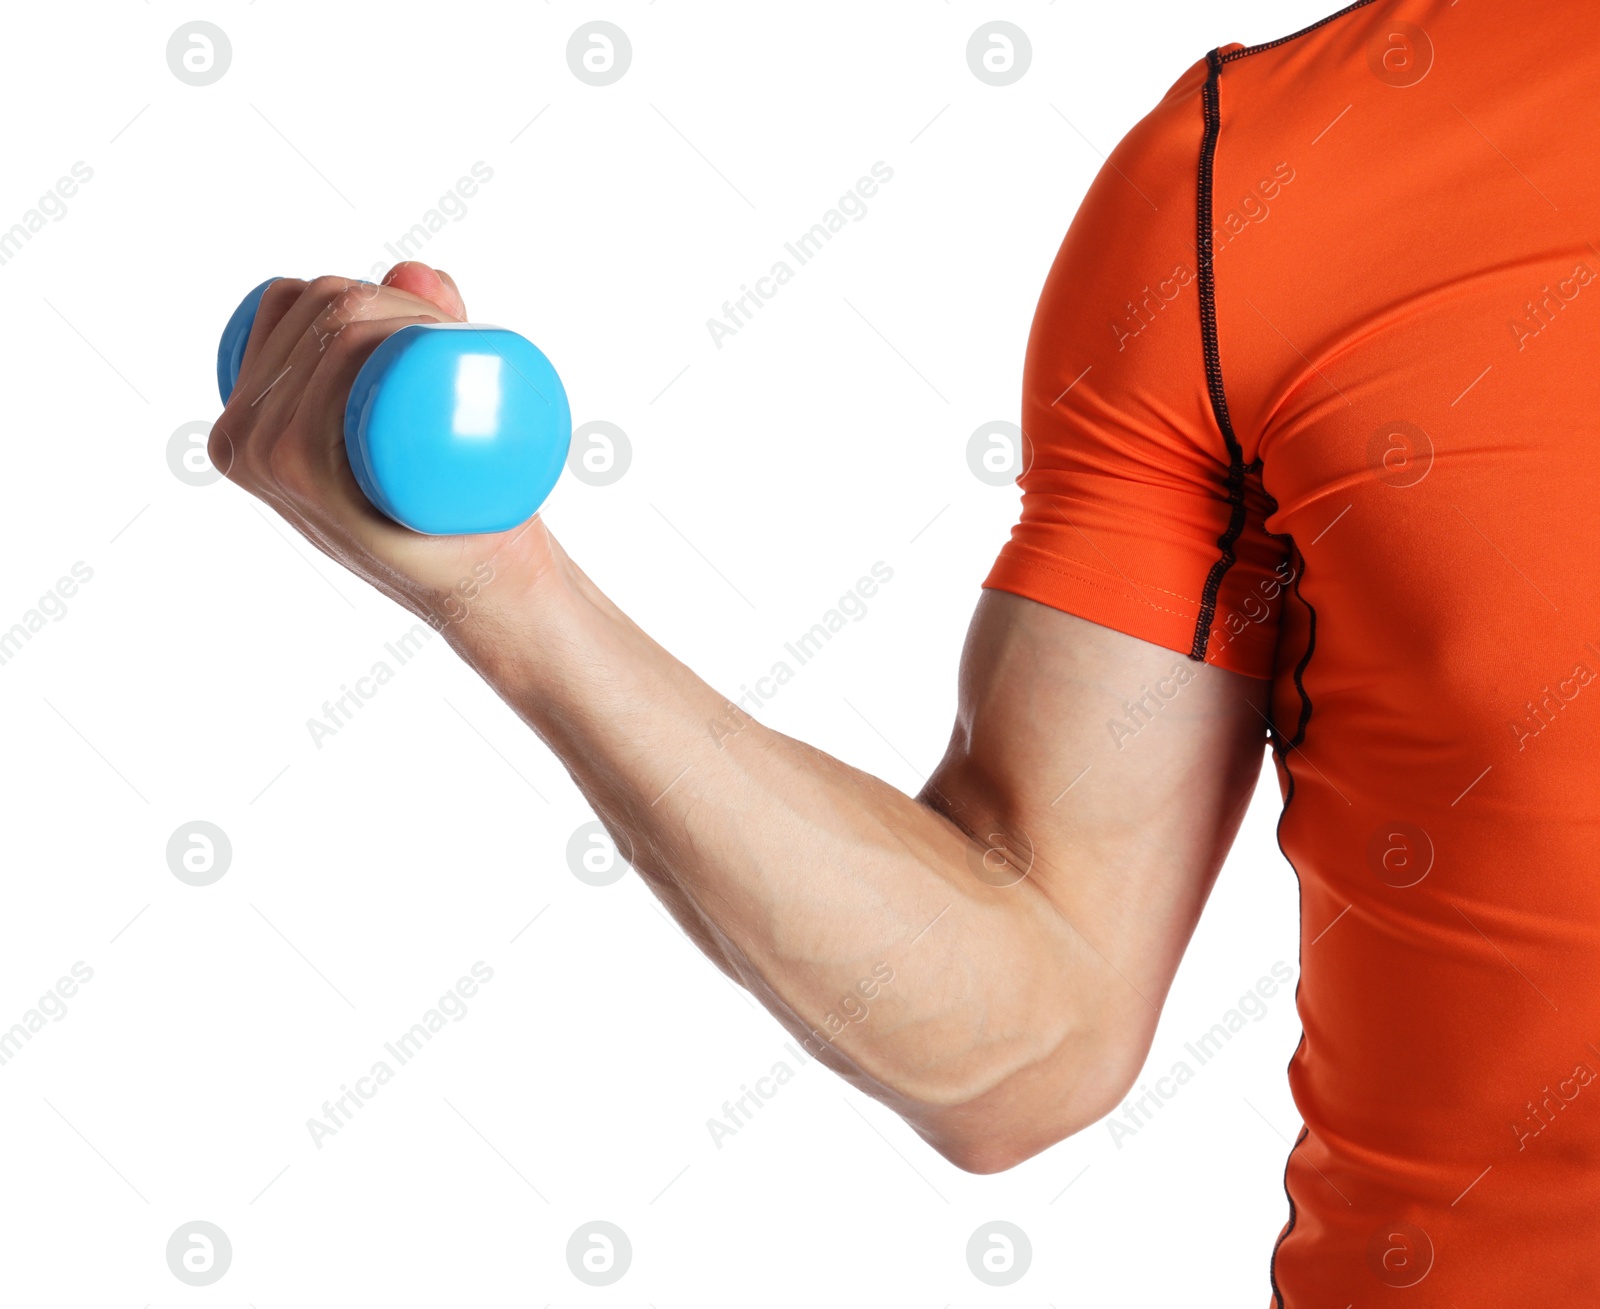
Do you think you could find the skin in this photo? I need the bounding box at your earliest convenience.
[211,262,1271,1172]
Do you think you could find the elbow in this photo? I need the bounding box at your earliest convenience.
[927,1093,1116,1176]
[934,1135,1041,1176]
[909,1027,1149,1175]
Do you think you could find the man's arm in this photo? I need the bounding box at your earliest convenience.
[453,539,1267,1171]
[212,265,1270,1173]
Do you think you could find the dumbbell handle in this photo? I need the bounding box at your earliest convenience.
[216,278,571,536]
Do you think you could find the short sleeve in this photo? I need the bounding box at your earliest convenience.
[983,54,1287,680]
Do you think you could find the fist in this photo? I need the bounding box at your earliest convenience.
[209,262,558,631]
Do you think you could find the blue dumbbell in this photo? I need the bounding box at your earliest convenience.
[217,278,571,535]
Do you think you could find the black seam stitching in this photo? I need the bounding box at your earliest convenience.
[1286,540,1317,747]
[1199,0,1358,1288]
[1268,1120,1311,1308]
[1220,0,1383,64]
[1261,500,1317,1309]
[1190,49,1248,662]
[1268,726,1309,1309]
[1267,720,1307,1309]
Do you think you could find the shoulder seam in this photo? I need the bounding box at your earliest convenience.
[1188,0,1382,661]
[1187,48,1247,662]
[1220,0,1382,64]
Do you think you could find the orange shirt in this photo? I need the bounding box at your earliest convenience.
[985,1,1600,1301]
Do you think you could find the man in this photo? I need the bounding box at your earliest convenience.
[212,0,1600,1300]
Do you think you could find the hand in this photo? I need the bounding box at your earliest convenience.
[209,261,560,632]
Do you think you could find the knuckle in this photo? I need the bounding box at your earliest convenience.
[315,315,370,368]
[321,314,391,372]
[305,273,359,305]
[306,309,348,358]
[206,420,242,482]
[242,428,277,485]
[310,289,384,351]
[258,277,307,321]
[266,437,313,497]
[303,276,362,331]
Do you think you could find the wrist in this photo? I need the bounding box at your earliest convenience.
[426,518,584,682]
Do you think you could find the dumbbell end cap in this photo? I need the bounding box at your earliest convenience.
[216,278,282,406]
[344,323,572,536]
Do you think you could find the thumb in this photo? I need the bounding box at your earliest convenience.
[380,261,467,320]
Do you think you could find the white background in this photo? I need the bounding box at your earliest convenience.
[0,1,1335,1303]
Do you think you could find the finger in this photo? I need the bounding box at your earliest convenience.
[231,275,365,423]
[434,269,466,319]
[229,312,451,590]
[238,274,459,417]
[381,261,466,320]
[218,277,362,488]
[228,282,447,479]
[274,312,447,523]
[231,276,309,405]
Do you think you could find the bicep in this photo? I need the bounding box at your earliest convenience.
[937,62,1287,1043]
[921,589,1270,1044]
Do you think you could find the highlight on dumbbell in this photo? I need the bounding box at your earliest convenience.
[216,277,572,536]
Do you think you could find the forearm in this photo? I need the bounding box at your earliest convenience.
[442,534,1106,1136]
